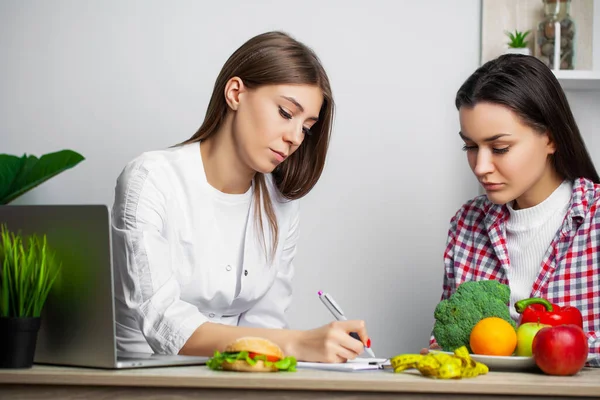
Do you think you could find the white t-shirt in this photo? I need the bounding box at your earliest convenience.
[209,184,252,298]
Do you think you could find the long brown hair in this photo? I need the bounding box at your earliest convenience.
[182,31,334,259]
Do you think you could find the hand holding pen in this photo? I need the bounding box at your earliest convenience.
[318,291,376,358]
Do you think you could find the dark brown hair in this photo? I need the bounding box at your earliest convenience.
[183,31,334,258]
[455,54,599,183]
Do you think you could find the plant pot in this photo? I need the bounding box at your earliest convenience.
[505,47,532,56]
[0,317,41,368]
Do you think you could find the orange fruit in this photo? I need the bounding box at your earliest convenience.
[469,317,517,356]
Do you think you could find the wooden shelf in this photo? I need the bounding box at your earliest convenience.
[482,0,600,91]
[553,70,600,90]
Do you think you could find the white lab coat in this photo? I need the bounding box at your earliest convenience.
[111,142,299,354]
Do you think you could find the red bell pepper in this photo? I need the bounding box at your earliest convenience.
[514,297,583,328]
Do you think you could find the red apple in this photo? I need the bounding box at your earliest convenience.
[532,324,589,376]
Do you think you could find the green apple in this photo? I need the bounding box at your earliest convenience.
[516,322,551,356]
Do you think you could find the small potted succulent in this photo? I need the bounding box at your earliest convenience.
[505,29,532,55]
[0,225,62,368]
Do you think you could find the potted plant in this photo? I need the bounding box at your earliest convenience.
[0,224,61,368]
[0,149,84,204]
[0,148,80,368]
[505,29,532,55]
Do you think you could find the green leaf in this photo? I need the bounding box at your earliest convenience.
[206,351,225,370]
[0,155,26,200]
[207,351,244,370]
[0,150,85,204]
[273,356,297,371]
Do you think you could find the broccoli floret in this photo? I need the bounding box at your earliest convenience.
[432,280,516,352]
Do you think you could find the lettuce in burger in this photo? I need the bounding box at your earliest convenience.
[207,337,297,372]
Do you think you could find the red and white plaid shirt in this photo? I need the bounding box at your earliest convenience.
[439,177,599,366]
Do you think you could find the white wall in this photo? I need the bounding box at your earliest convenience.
[1,0,483,357]
[567,91,600,164]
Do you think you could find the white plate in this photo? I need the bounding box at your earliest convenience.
[464,354,536,370]
[429,350,535,370]
[430,351,597,371]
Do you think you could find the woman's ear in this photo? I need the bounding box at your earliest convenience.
[224,77,245,111]
[545,131,557,155]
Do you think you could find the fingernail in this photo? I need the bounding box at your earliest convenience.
[367,338,371,348]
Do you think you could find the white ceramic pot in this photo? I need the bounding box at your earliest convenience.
[505,47,531,56]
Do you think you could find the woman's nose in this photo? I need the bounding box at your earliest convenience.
[283,125,304,146]
[473,150,495,177]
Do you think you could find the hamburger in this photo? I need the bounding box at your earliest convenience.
[207,337,297,372]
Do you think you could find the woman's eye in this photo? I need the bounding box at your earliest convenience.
[462,144,509,154]
[278,107,292,120]
[279,106,313,136]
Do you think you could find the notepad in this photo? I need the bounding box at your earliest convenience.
[296,357,390,371]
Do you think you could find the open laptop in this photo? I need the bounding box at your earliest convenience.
[0,204,208,369]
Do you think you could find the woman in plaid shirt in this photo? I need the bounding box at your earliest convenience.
[439,54,599,366]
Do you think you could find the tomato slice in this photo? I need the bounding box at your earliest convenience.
[248,352,280,362]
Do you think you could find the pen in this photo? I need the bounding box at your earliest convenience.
[318,290,376,358]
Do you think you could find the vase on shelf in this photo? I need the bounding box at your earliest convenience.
[536,0,576,70]
[506,47,532,56]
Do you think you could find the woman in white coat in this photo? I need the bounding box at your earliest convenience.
[111,31,371,363]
